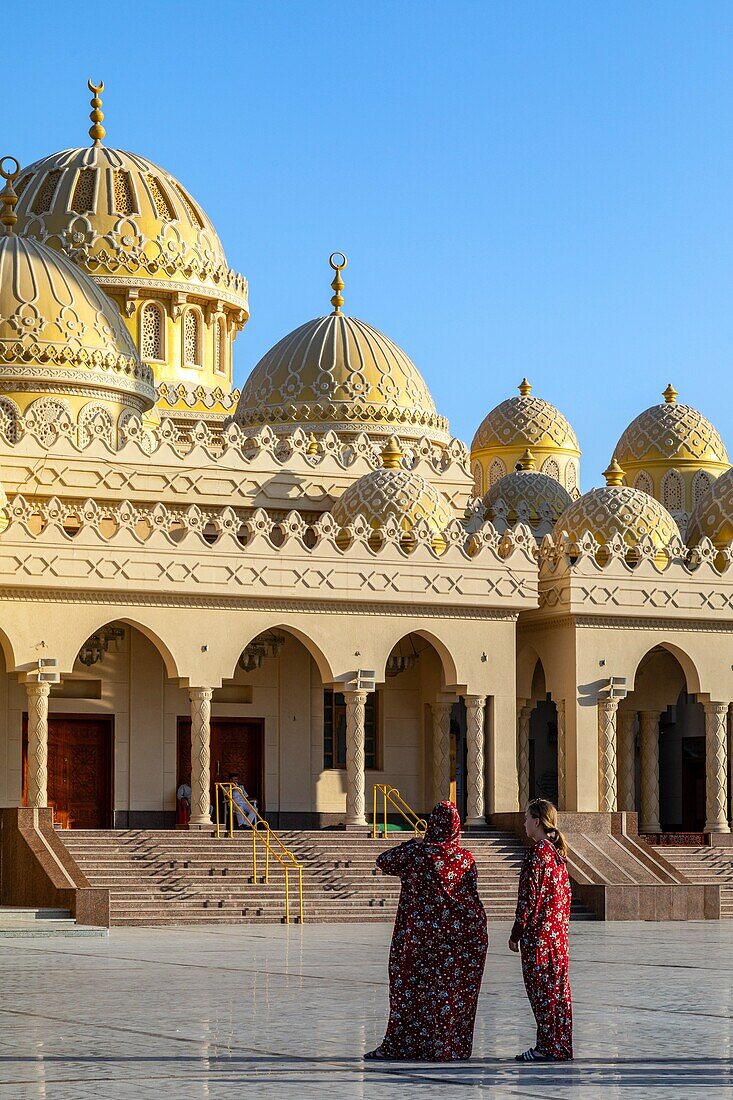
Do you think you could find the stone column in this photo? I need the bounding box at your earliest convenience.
[344,689,368,827]
[189,687,213,828]
[517,703,533,810]
[556,700,566,810]
[704,702,730,834]
[26,681,51,808]
[638,711,661,834]
[430,700,453,806]
[729,706,733,833]
[597,697,619,813]
[463,694,487,827]
[617,711,637,812]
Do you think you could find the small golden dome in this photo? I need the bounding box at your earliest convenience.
[332,438,452,551]
[472,380,580,455]
[236,259,448,442]
[686,468,733,548]
[0,234,155,411]
[613,385,728,470]
[484,452,572,527]
[554,463,679,557]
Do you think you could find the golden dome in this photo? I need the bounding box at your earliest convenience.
[0,226,155,418]
[686,468,733,548]
[13,145,248,312]
[613,385,728,471]
[484,449,572,526]
[553,461,679,558]
[332,438,453,551]
[235,255,449,442]
[472,379,580,455]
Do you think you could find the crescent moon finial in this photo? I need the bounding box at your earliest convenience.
[329,252,348,314]
[87,78,106,145]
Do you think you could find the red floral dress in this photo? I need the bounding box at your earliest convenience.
[511,838,573,1060]
[373,801,488,1061]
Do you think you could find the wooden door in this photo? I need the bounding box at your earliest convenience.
[23,717,113,829]
[177,718,264,809]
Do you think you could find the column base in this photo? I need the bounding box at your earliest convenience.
[705,820,731,834]
[464,817,487,830]
[639,822,661,834]
[344,822,369,833]
[188,819,213,831]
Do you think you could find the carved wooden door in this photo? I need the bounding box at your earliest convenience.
[23,717,113,829]
[177,718,264,809]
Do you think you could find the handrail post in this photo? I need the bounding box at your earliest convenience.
[298,868,304,924]
[372,784,377,839]
[215,784,220,838]
[384,785,388,839]
[284,867,290,925]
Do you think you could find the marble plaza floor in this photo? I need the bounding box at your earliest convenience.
[0,922,731,1099]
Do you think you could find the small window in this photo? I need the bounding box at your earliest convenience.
[472,461,483,497]
[183,308,202,367]
[692,470,711,505]
[112,170,136,216]
[214,317,226,374]
[566,460,578,496]
[489,458,506,486]
[634,470,653,496]
[31,170,62,214]
[541,457,560,481]
[323,689,379,770]
[71,169,97,213]
[661,469,684,512]
[141,303,164,361]
[146,175,175,219]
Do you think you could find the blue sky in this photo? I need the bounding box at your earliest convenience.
[8,2,733,487]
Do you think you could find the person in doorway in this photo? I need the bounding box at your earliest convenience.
[176,775,192,826]
[365,800,488,1062]
[508,798,573,1062]
[228,772,257,829]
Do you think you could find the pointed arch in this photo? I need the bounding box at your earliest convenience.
[227,622,334,684]
[60,616,181,679]
[661,469,684,513]
[633,470,654,496]
[376,627,459,688]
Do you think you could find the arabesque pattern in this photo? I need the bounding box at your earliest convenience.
[614,400,728,467]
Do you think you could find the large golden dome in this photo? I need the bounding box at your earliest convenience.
[484,449,572,528]
[0,157,155,441]
[235,255,449,443]
[686,468,733,549]
[553,460,679,559]
[12,82,248,421]
[332,438,452,551]
[13,147,247,309]
[470,380,580,498]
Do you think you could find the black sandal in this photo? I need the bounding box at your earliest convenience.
[515,1048,550,1062]
[364,1048,389,1060]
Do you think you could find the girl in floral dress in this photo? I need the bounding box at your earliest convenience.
[365,800,488,1061]
[509,798,573,1062]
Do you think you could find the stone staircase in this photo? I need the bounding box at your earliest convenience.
[652,846,733,918]
[58,827,591,927]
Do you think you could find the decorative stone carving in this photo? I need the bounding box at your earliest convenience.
[617,711,637,812]
[188,688,213,828]
[556,699,566,810]
[26,681,51,808]
[430,700,453,804]
[464,695,487,827]
[517,703,533,809]
[597,697,619,812]
[704,702,730,833]
[639,711,661,833]
[344,689,368,827]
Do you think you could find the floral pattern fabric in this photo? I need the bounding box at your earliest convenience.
[511,837,573,1060]
[373,801,488,1061]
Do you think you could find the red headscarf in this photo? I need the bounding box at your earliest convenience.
[421,800,473,897]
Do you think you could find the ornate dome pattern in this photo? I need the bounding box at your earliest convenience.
[484,466,572,526]
[13,146,248,310]
[0,234,155,406]
[613,386,728,468]
[686,468,733,549]
[472,382,579,454]
[236,313,449,441]
[332,439,452,549]
[554,463,679,553]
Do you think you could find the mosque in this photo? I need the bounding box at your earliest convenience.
[0,82,732,921]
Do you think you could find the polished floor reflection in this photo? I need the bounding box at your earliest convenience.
[0,921,730,1098]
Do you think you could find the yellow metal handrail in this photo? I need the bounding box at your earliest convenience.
[372,784,427,839]
[214,783,304,925]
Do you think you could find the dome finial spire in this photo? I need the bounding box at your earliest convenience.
[518,448,535,471]
[518,378,532,396]
[663,383,678,404]
[329,252,347,314]
[88,78,106,145]
[0,156,20,236]
[603,458,625,486]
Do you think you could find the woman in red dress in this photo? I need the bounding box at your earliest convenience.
[366,800,488,1061]
[509,798,573,1062]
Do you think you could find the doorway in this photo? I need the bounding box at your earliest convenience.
[23,716,114,829]
[177,718,265,809]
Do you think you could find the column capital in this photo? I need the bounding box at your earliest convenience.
[343,687,369,703]
[463,693,487,706]
[597,696,619,713]
[26,681,51,699]
[704,701,730,716]
[188,686,213,701]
